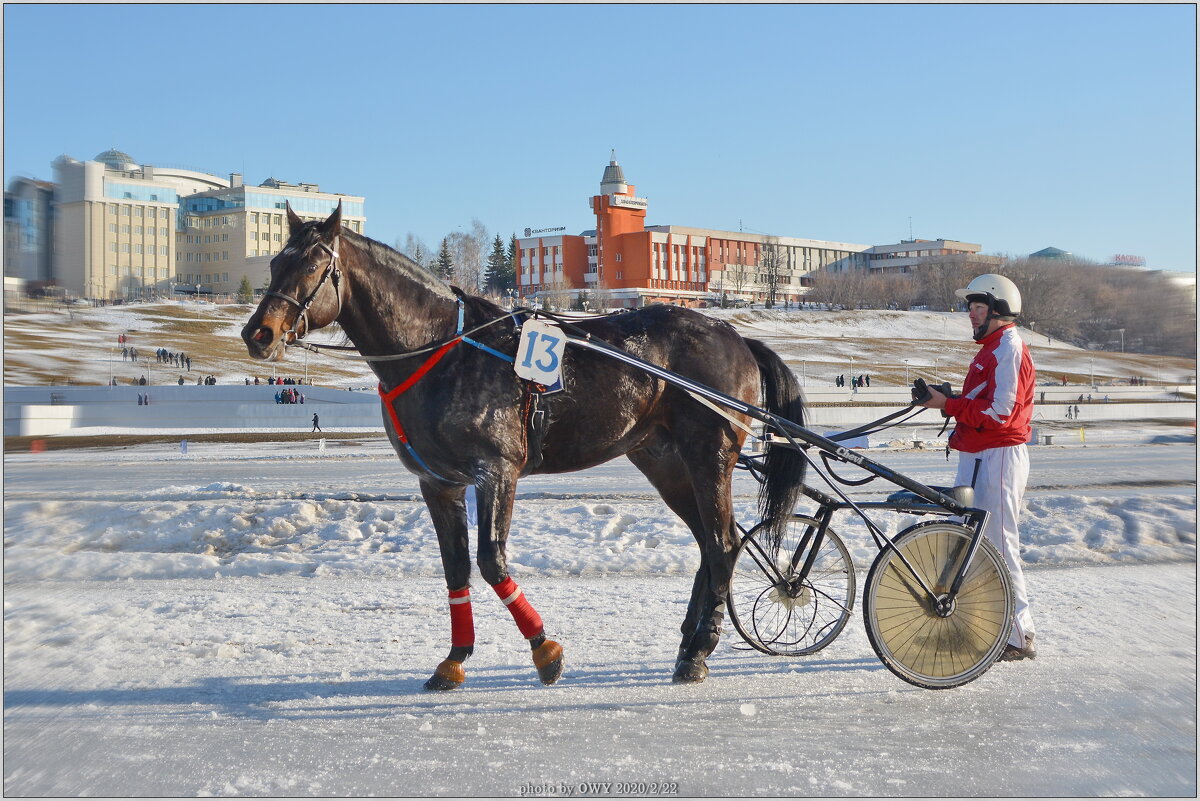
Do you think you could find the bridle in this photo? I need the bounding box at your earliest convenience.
[264,238,342,342]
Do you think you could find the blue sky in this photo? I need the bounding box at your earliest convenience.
[4,3,1195,270]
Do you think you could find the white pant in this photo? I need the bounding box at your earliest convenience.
[955,444,1035,648]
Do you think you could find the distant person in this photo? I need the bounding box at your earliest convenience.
[312,413,321,432]
[178,376,185,386]
[916,274,1037,661]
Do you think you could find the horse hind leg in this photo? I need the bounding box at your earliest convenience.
[628,447,728,684]
[476,471,565,686]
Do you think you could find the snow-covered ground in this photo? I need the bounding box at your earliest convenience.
[4,429,1196,796]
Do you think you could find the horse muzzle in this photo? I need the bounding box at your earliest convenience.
[241,319,289,361]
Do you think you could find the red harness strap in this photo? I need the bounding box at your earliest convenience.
[377,339,461,443]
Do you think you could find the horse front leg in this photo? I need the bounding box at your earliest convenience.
[475,469,564,686]
[419,480,475,691]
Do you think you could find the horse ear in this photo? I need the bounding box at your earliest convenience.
[320,201,343,238]
[286,202,304,234]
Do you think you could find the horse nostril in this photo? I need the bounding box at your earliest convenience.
[252,328,269,342]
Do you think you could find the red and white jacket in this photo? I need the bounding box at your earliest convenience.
[944,324,1036,453]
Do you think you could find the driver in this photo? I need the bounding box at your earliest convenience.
[918,273,1037,662]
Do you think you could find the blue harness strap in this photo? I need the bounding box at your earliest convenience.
[456,299,515,362]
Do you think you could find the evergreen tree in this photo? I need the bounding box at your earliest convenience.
[502,234,519,294]
[435,237,454,282]
[485,234,507,295]
[237,276,254,304]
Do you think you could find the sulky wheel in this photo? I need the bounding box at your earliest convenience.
[862,521,1014,689]
[729,515,856,657]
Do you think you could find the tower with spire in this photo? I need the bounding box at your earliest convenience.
[590,151,648,286]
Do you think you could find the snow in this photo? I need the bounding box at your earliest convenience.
[4,302,1196,795]
[4,432,1196,796]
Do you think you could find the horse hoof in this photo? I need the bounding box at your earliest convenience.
[424,659,465,691]
[672,659,709,684]
[533,639,564,685]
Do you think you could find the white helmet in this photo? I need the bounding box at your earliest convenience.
[955,273,1021,318]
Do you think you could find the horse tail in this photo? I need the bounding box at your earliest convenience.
[744,338,807,550]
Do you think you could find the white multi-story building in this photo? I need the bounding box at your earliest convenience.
[44,149,364,301]
[176,176,365,297]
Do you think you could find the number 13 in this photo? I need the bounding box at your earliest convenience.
[521,329,561,373]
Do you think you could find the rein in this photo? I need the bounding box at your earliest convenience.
[266,239,342,343]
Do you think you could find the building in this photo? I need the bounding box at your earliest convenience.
[515,156,872,309]
[4,176,56,286]
[855,239,1002,276]
[28,149,364,301]
[1029,246,1072,260]
[176,176,364,297]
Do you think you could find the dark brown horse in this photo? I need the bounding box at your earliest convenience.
[242,203,806,688]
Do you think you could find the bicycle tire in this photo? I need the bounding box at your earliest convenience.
[729,514,856,656]
[862,521,1013,689]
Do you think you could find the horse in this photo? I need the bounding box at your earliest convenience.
[242,202,807,688]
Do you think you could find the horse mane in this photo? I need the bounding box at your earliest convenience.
[339,228,457,300]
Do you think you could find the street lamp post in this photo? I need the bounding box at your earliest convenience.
[849,356,854,392]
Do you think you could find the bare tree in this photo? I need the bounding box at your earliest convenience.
[759,237,785,308]
[398,233,432,273]
[446,218,489,291]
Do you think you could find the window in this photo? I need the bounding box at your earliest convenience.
[135,245,143,254]
[273,233,281,241]
[121,244,130,253]
[108,204,117,214]
[161,227,169,236]
[122,206,131,216]
[251,232,257,240]
[135,207,143,217]
[135,226,143,235]
[109,265,118,275]
[108,224,117,233]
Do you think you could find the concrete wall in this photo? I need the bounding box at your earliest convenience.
[3,384,1194,438]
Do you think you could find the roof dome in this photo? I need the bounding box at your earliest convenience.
[600,150,628,194]
[95,148,139,171]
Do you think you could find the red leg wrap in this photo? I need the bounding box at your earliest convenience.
[491,577,544,639]
[448,587,475,648]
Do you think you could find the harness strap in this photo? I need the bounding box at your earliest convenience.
[377,339,461,481]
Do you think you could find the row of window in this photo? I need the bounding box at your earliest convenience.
[108,224,171,236]
[176,273,229,284]
[107,204,171,218]
[107,265,170,279]
[182,252,230,262]
[108,243,170,255]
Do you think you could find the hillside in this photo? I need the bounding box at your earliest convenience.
[3,301,1194,389]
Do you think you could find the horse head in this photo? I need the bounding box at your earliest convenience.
[242,202,345,361]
